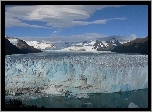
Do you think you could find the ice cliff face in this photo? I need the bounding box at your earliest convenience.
[5,52,148,96]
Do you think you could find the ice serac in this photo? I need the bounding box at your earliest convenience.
[5,52,148,96]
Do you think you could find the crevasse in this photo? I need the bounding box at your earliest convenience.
[5,52,148,96]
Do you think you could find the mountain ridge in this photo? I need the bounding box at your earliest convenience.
[93,38,121,51]
[111,36,148,54]
[5,36,42,55]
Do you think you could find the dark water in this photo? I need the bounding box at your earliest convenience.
[21,89,148,108]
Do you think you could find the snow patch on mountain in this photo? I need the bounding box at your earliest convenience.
[61,40,96,52]
[25,41,54,50]
[7,38,18,46]
[5,36,54,50]
[102,41,109,47]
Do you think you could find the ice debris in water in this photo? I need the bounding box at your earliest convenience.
[65,91,89,98]
[125,98,128,100]
[128,102,139,108]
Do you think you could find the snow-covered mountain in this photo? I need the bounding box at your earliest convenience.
[5,36,55,50]
[93,38,121,51]
[61,40,96,51]
[5,36,42,55]
[5,36,134,52]
[25,41,55,50]
[60,38,121,51]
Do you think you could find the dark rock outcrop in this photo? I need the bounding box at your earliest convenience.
[5,38,24,55]
[93,38,121,51]
[16,39,42,53]
[93,40,107,51]
[5,37,42,56]
[111,36,148,54]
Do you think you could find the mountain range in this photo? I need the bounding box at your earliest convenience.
[5,35,148,55]
[93,38,121,51]
[62,38,122,51]
[25,41,54,50]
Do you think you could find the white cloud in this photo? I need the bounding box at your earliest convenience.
[112,34,137,42]
[5,11,48,28]
[52,31,59,34]
[113,17,127,20]
[72,17,127,26]
[130,34,137,40]
[5,5,125,28]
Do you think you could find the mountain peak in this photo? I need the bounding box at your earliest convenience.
[93,38,121,51]
[5,36,42,55]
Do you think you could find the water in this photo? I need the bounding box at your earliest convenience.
[5,88,148,108]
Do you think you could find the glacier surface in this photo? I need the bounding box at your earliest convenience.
[5,52,148,96]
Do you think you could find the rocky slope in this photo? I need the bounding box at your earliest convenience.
[16,39,42,53]
[5,38,24,55]
[111,36,148,54]
[93,38,121,51]
[5,36,42,55]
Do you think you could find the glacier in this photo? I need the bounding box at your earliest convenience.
[5,52,148,96]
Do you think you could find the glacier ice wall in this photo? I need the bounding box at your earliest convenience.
[5,52,148,95]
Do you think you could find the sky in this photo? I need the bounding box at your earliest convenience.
[5,5,148,42]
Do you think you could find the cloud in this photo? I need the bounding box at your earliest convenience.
[130,34,137,40]
[52,31,59,34]
[16,33,137,43]
[17,33,106,42]
[5,11,49,28]
[5,5,125,28]
[47,33,106,42]
[72,17,127,26]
